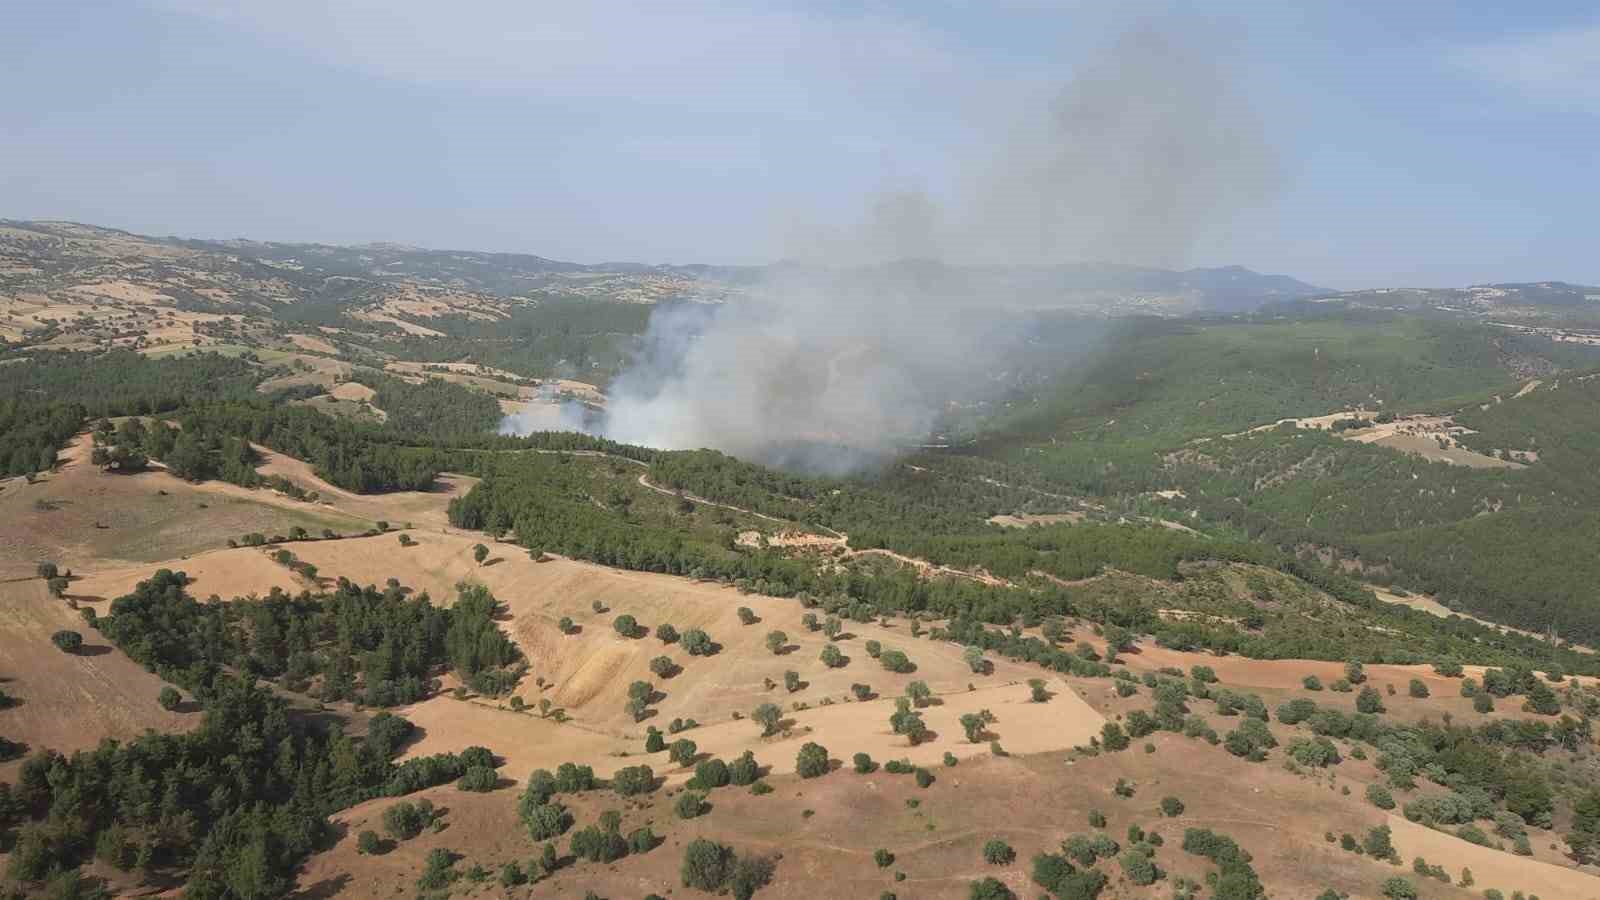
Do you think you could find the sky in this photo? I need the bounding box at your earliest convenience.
[2,1,1596,289]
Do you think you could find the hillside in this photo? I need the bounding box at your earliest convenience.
[7,220,1600,899]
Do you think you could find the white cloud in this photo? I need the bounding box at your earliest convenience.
[1450,25,1600,110]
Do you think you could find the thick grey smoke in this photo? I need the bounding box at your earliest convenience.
[502,25,1277,471]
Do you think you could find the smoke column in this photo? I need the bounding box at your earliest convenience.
[501,24,1277,472]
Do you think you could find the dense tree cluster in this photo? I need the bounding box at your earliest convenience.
[2,677,483,894]
[94,570,521,704]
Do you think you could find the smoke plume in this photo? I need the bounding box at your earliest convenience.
[502,24,1277,472]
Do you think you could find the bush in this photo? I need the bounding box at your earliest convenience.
[729,750,760,786]
[682,628,715,656]
[669,739,699,767]
[1380,877,1417,899]
[1303,675,1323,691]
[614,614,641,637]
[457,765,498,792]
[614,764,656,796]
[854,752,878,774]
[676,791,707,819]
[629,826,659,854]
[875,848,895,868]
[656,623,679,643]
[729,855,775,900]
[158,686,182,711]
[1408,679,1429,698]
[738,606,758,625]
[383,799,437,840]
[968,876,1015,900]
[1367,783,1396,809]
[796,742,830,778]
[915,768,935,788]
[356,830,383,855]
[691,758,731,790]
[1356,686,1386,713]
[880,649,913,673]
[682,838,736,891]
[417,848,458,890]
[752,702,783,736]
[50,630,82,653]
[1161,796,1185,817]
[982,839,1015,864]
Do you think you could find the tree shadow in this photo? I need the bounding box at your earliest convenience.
[174,699,203,714]
[483,557,505,568]
[75,644,113,657]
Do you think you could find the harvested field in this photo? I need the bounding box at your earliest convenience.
[986,512,1086,528]
[0,581,194,780]
[0,434,368,579]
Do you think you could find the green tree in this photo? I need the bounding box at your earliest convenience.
[50,630,82,653]
[982,839,1014,864]
[473,543,489,565]
[752,702,782,736]
[158,686,182,711]
[796,742,829,778]
[681,839,735,891]
[765,630,788,655]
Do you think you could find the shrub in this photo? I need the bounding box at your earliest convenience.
[691,758,731,790]
[613,764,656,796]
[383,799,437,840]
[875,848,895,868]
[820,643,844,668]
[1088,809,1107,828]
[629,826,659,854]
[854,752,878,774]
[356,830,383,855]
[1473,692,1494,713]
[915,768,934,788]
[880,649,913,673]
[1161,796,1185,817]
[752,702,783,736]
[968,876,1015,900]
[50,630,82,653]
[796,742,829,778]
[614,614,641,637]
[738,606,758,625]
[766,630,787,654]
[729,750,761,786]
[1028,678,1049,702]
[675,791,707,819]
[983,839,1015,864]
[681,839,736,891]
[669,739,699,767]
[1303,675,1324,691]
[457,766,498,792]
[158,686,182,711]
[1366,783,1396,810]
[729,855,775,900]
[1408,679,1430,698]
[682,628,714,656]
[1379,877,1417,899]
[656,623,679,643]
[417,848,458,890]
[851,682,873,701]
[1100,722,1130,751]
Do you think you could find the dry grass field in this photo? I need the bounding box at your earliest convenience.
[8,435,1596,899]
[0,581,195,782]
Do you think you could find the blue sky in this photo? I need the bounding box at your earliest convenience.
[3,2,1596,288]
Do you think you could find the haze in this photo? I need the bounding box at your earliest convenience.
[4,2,1598,288]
